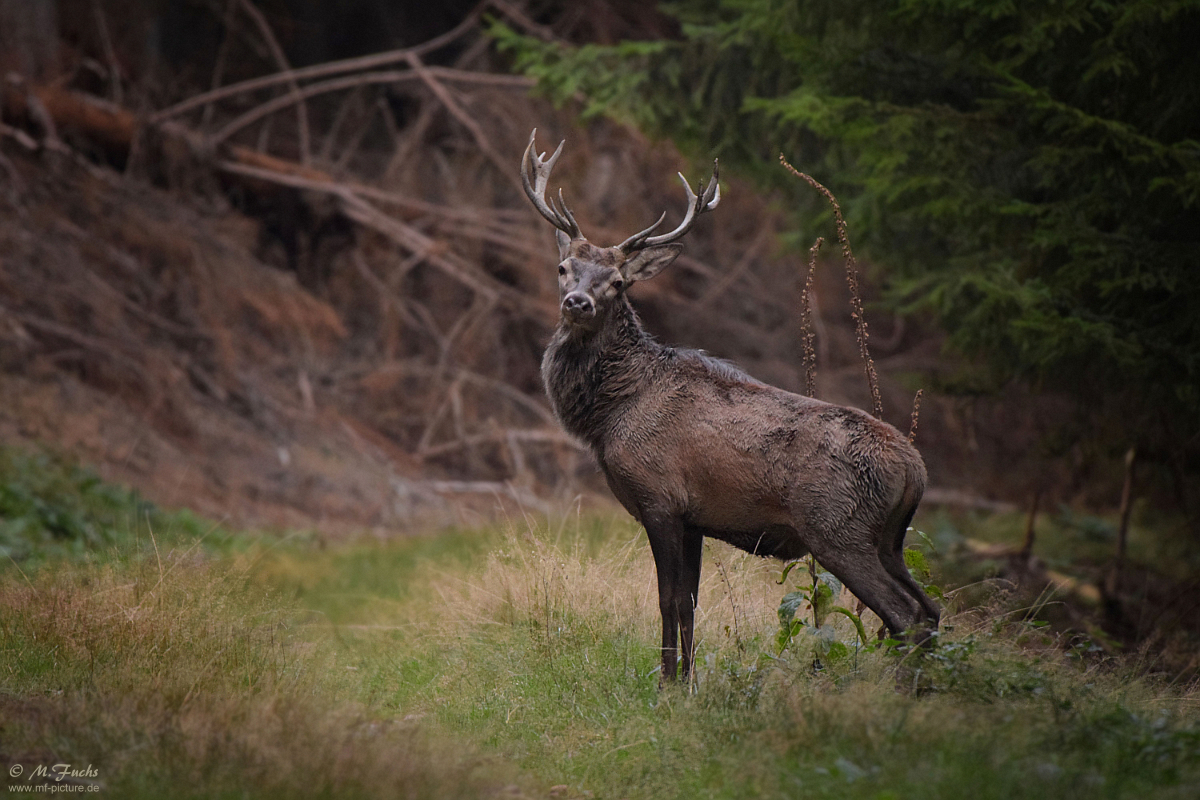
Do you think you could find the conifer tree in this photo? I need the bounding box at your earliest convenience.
[494,0,1200,485]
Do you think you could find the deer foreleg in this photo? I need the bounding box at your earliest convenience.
[677,528,704,683]
[645,517,703,683]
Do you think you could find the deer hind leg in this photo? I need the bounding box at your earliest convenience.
[806,529,924,639]
[879,544,941,627]
[878,498,942,625]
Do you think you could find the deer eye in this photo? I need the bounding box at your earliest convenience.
[558,264,567,276]
[612,278,624,292]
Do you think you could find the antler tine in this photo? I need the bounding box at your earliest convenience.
[521,129,582,239]
[615,212,667,252]
[619,159,720,252]
[555,188,581,236]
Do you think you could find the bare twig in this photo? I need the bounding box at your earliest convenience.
[152,5,488,122]
[336,192,502,305]
[433,293,497,370]
[0,120,39,151]
[21,84,61,146]
[694,225,770,309]
[382,92,438,181]
[419,428,582,459]
[211,157,548,316]
[351,250,431,341]
[201,0,239,128]
[334,92,385,173]
[779,155,882,418]
[487,0,559,41]
[404,52,525,194]
[211,68,531,146]
[417,388,456,454]
[75,268,208,341]
[15,312,148,384]
[364,362,557,426]
[318,85,364,163]
[674,253,794,322]
[375,94,402,156]
[922,488,1017,513]
[89,0,123,105]
[254,112,273,152]
[234,0,311,163]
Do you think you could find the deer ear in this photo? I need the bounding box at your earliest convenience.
[622,244,683,283]
[556,230,572,260]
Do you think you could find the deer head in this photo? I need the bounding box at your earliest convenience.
[521,130,719,329]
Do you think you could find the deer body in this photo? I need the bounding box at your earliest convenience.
[523,133,939,681]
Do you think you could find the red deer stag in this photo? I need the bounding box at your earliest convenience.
[523,130,938,682]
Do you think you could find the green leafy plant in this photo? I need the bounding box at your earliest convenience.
[777,528,945,665]
[903,527,945,602]
[776,556,872,664]
[0,447,209,566]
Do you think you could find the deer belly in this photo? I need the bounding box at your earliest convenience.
[682,457,792,531]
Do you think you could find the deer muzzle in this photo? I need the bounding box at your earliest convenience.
[561,291,596,322]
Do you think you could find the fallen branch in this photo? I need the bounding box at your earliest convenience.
[4,80,549,320]
[404,52,525,195]
[151,4,487,122]
[419,428,583,459]
[923,488,1017,513]
[212,158,547,317]
[363,362,558,426]
[234,0,310,162]
[211,67,531,145]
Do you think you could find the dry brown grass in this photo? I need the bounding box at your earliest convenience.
[417,515,879,671]
[0,552,528,798]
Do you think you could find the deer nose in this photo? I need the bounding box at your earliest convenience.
[562,291,595,320]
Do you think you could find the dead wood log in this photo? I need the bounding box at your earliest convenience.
[2,83,550,320]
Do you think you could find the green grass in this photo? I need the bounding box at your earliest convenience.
[266,520,1198,800]
[1,454,1198,798]
[920,502,1200,581]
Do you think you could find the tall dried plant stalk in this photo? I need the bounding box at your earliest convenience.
[801,237,823,397]
[779,155,883,418]
[908,389,923,444]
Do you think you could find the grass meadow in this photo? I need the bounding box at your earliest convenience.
[2,451,1198,798]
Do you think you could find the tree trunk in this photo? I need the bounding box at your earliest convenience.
[1105,445,1138,598]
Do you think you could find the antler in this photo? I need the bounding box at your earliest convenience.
[521,129,582,239]
[618,161,720,253]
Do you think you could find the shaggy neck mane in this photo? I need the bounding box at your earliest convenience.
[542,296,661,449]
